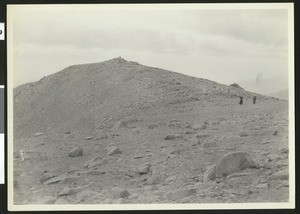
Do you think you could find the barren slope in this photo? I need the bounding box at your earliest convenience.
[13,57,288,205]
[13,57,276,138]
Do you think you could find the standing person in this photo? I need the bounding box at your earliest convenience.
[239,96,243,105]
[253,96,257,104]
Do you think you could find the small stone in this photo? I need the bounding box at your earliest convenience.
[192,124,206,130]
[64,131,71,134]
[239,131,249,137]
[148,124,158,129]
[195,134,210,140]
[54,198,69,204]
[261,140,274,145]
[85,136,93,140]
[137,164,151,175]
[256,183,269,189]
[267,154,279,162]
[165,188,196,200]
[128,194,139,200]
[164,135,176,140]
[186,137,200,146]
[107,146,121,156]
[43,173,67,185]
[203,165,216,182]
[33,196,56,204]
[185,131,195,134]
[175,134,183,138]
[39,172,56,183]
[68,147,83,157]
[76,190,97,202]
[111,187,129,199]
[146,175,161,185]
[280,147,288,154]
[268,170,288,181]
[273,131,278,135]
[280,180,289,187]
[165,175,176,183]
[226,172,251,180]
[170,147,184,154]
[58,187,78,196]
[87,160,103,168]
[203,141,217,148]
[83,156,102,168]
[34,132,43,137]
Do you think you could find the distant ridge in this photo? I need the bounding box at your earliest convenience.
[267,89,288,100]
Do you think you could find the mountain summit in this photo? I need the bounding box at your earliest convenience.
[13,57,277,138]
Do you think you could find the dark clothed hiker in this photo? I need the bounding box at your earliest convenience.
[239,97,243,105]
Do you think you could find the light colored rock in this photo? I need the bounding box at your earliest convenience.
[107,146,121,156]
[33,196,56,204]
[204,152,255,181]
[58,187,78,196]
[43,172,68,185]
[165,188,196,200]
[226,172,251,180]
[87,160,103,168]
[256,183,269,189]
[83,156,102,168]
[68,147,83,157]
[268,170,288,181]
[34,132,43,137]
[137,164,151,175]
[165,175,176,183]
[215,152,255,178]
[111,187,129,199]
[186,137,200,146]
[175,134,183,138]
[261,140,274,145]
[192,124,206,130]
[146,175,162,185]
[203,165,216,182]
[39,172,56,183]
[85,136,93,140]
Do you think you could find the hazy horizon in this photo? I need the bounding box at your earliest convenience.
[8,4,291,95]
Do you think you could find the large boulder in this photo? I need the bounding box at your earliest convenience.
[204,152,256,181]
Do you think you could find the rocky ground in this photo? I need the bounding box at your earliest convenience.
[12,58,289,205]
[13,100,289,204]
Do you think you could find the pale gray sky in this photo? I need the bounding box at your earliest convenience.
[9,4,291,94]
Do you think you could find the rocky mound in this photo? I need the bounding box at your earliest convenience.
[14,57,276,138]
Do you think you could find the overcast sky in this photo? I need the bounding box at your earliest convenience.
[8,4,292,94]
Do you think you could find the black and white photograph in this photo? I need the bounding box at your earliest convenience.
[7,3,294,211]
